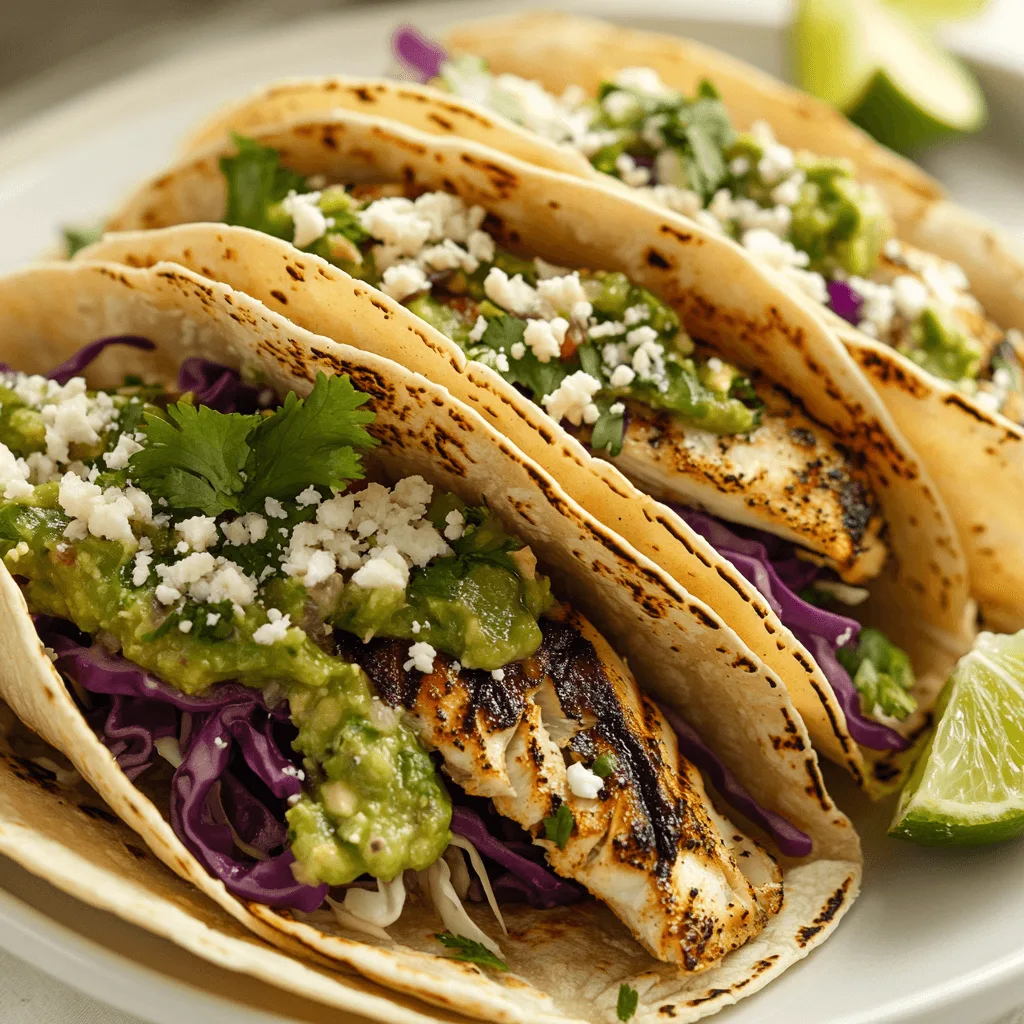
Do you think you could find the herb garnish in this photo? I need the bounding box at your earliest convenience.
[129,373,377,516]
[435,932,509,971]
[543,802,574,849]
[220,133,306,237]
[617,983,639,1021]
[63,224,103,258]
[592,753,618,778]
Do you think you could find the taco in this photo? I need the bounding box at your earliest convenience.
[0,260,860,1023]
[177,13,1024,633]
[89,110,974,792]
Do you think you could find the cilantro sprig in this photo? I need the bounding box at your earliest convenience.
[543,802,574,849]
[435,932,509,971]
[129,373,377,516]
[617,983,639,1022]
[220,133,306,237]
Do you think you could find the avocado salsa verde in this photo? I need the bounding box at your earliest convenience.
[412,46,1024,422]
[0,363,557,891]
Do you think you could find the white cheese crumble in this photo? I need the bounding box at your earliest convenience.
[282,190,328,249]
[264,497,287,520]
[221,512,268,546]
[404,641,437,674]
[253,608,292,646]
[103,431,143,470]
[58,473,137,544]
[484,267,538,316]
[468,316,488,344]
[351,547,409,590]
[380,263,429,302]
[131,550,153,587]
[566,761,604,800]
[542,371,602,426]
[0,443,33,500]
[281,476,449,591]
[154,553,257,609]
[523,318,567,363]
[175,515,218,552]
[443,509,465,541]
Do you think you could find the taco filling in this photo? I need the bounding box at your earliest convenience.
[212,136,916,751]
[0,340,800,970]
[391,29,1024,424]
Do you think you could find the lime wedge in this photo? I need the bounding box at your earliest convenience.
[793,0,987,152]
[890,631,1024,847]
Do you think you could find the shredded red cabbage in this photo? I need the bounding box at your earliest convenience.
[38,618,327,911]
[392,26,449,83]
[177,357,269,414]
[674,507,908,751]
[451,805,582,908]
[46,336,156,385]
[171,702,327,911]
[659,704,813,857]
[827,280,863,326]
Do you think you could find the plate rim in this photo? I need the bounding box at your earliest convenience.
[0,2,1023,1022]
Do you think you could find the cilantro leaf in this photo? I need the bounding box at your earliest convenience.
[129,374,377,516]
[129,403,258,516]
[543,802,574,849]
[592,753,618,779]
[617,983,639,1022]
[589,403,626,456]
[243,373,377,509]
[63,224,103,258]
[475,315,569,400]
[220,133,306,236]
[435,932,508,971]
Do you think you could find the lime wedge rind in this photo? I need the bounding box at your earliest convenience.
[793,0,987,154]
[891,631,1024,848]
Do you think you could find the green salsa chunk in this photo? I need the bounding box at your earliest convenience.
[838,627,918,721]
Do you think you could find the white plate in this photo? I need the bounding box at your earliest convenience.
[1,3,1023,1023]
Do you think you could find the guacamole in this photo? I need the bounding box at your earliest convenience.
[0,370,552,885]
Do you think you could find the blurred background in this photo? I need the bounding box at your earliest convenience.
[2,0,1023,133]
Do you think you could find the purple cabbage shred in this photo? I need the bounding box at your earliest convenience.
[451,806,582,908]
[44,336,156,385]
[826,279,863,326]
[392,26,449,83]
[674,507,908,752]
[177,357,269,413]
[39,618,327,911]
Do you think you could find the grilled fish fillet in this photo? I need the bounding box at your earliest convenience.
[608,381,888,584]
[350,606,783,971]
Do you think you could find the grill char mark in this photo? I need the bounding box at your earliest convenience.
[350,618,688,873]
